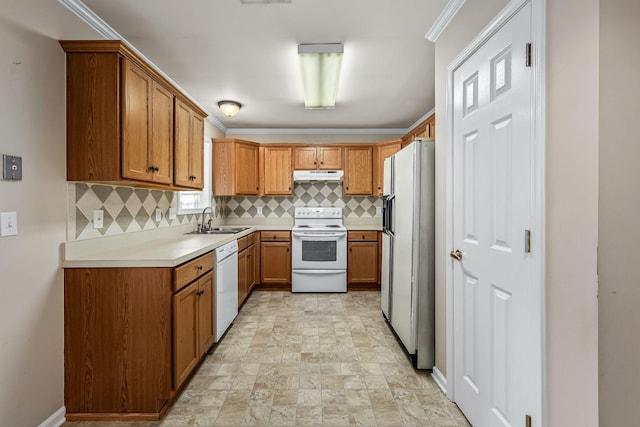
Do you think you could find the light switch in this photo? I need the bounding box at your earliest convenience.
[155,208,162,221]
[0,212,18,237]
[376,207,383,216]
[93,210,103,229]
[169,208,177,220]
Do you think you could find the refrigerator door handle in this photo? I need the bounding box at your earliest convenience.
[386,194,395,235]
[383,195,395,233]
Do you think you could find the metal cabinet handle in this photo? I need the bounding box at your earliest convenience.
[196,265,203,270]
[450,249,462,261]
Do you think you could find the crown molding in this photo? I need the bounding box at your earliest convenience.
[207,116,227,133]
[407,107,436,131]
[225,128,407,136]
[58,0,218,128]
[425,0,466,42]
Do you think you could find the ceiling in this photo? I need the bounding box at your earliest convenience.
[5,0,448,131]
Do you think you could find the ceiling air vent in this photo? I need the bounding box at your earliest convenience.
[240,0,291,4]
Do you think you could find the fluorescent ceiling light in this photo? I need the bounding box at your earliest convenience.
[298,43,343,109]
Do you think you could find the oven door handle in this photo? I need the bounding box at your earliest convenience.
[293,269,345,275]
[292,232,347,238]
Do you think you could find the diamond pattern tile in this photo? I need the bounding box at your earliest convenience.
[70,181,382,241]
[70,183,217,241]
[225,183,383,219]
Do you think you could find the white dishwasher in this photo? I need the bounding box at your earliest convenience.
[214,240,239,342]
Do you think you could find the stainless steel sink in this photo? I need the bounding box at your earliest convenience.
[187,226,252,235]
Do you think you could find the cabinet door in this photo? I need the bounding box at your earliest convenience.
[347,241,379,284]
[344,147,373,195]
[246,244,256,291]
[264,147,293,195]
[149,81,174,184]
[374,142,401,195]
[173,281,199,390]
[197,272,215,355]
[318,146,342,169]
[235,143,259,195]
[254,238,261,289]
[173,99,192,188]
[122,59,153,182]
[260,242,291,284]
[238,249,248,307]
[189,114,205,189]
[293,146,318,169]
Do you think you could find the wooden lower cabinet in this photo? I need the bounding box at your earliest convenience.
[238,233,258,307]
[64,254,215,421]
[260,231,291,286]
[238,249,248,307]
[347,231,380,286]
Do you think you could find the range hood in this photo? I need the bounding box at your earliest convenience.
[293,170,344,182]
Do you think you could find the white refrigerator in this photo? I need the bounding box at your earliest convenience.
[381,139,435,369]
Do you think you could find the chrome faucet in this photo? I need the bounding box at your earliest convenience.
[200,206,214,232]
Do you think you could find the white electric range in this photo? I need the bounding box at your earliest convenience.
[291,207,347,292]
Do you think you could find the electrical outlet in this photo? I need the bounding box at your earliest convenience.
[257,206,263,216]
[169,208,177,220]
[155,208,162,221]
[0,212,18,236]
[93,210,103,229]
[376,207,383,216]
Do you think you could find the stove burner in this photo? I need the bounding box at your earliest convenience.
[325,224,341,228]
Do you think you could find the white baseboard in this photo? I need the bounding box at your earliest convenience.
[38,407,65,427]
[431,366,448,395]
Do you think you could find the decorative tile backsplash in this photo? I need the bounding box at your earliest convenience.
[68,182,380,241]
[225,182,382,219]
[68,183,225,241]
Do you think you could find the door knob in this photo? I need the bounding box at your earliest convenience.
[450,249,462,261]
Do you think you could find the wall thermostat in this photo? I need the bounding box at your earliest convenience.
[2,154,22,180]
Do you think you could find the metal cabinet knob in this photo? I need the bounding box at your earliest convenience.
[450,249,462,261]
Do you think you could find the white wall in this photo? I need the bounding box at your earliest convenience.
[434,0,600,425]
[545,0,599,424]
[0,20,67,426]
[598,0,640,425]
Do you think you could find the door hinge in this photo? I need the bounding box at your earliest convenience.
[526,43,532,67]
[525,414,532,427]
[525,229,531,253]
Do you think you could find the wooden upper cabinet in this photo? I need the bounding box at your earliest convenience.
[293,146,317,169]
[212,139,260,195]
[318,146,342,169]
[373,140,402,196]
[121,61,174,185]
[236,143,260,195]
[60,41,206,189]
[121,60,154,182]
[293,146,342,170]
[264,146,293,195]
[344,146,373,195]
[401,113,436,148]
[174,98,205,189]
[149,81,174,184]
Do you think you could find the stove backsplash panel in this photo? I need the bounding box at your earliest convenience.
[225,182,382,219]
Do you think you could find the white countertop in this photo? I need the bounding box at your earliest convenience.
[63,219,382,268]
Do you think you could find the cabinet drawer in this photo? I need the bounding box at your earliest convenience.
[173,252,214,292]
[348,231,378,242]
[260,231,291,242]
[247,232,258,247]
[238,235,249,252]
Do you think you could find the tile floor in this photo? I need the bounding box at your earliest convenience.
[65,291,470,427]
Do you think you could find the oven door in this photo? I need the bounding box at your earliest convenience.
[292,231,347,270]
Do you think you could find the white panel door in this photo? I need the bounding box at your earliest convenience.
[452,3,539,427]
[391,144,416,353]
